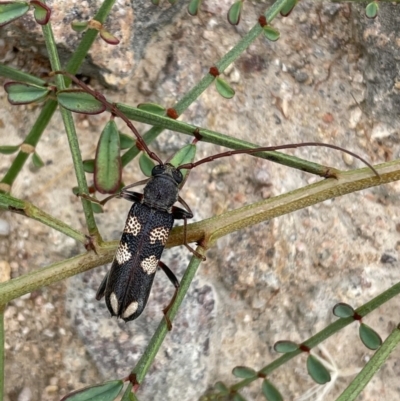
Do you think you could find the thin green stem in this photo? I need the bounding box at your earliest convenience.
[120,0,289,166]
[65,0,116,77]
[118,104,346,177]
[0,64,46,85]
[0,193,86,243]
[230,282,400,392]
[336,324,400,401]
[0,100,58,188]
[0,243,116,305]
[130,248,204,384]
[41,12,98,237]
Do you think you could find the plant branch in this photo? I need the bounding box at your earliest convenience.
[129,248,205,385]
[117,104,339,177]
[336,324,400,401]
[41,10,99,237]
[229,283,400,393]
[0,193,86,243]
[1,159,399,306]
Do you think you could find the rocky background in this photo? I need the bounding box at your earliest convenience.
[1,1,400,400]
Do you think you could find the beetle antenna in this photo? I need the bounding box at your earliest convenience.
[177,142,379,177]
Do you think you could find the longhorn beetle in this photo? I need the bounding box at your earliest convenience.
[55,72,379,329]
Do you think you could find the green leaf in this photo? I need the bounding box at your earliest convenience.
[119,132,135,150]
[280,0,298,17]
[365,2,378,19]
[169,144,196,167]
[261,380,283,401]
[57,89,106,114]
[0,2,29,27]
[214,381,229,393]
[94,120,122,194]
[59,380,123,401]
[168,0,178,4]
[333,302,355,318]
[0,145,20,154]
[4,81,50,105]
[139,152,156,177]
[359,323,382,350]
[215,77,235,99]
[71,20,88,32]
[306,354,331,385]
[32,152,44,168]
[100,29,120,45]
[91,202,104,214]
[274,340,299,353]
[232,366,257,379]
[169,143,197,180]
[188,0,202,16]
[151,0,160,5]
[263,26,280,41]
[227,1,243,25]
[31,0,51,25]
[83,159,95,174]
[137,103,166,116]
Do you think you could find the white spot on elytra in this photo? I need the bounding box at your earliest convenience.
[124,216,141,235]
[116,242,131,265]
[110,292,119,315]
[149,226,169,245]
[141,255,158,275]
[122,301,139,319]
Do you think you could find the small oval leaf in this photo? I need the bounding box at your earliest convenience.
[365,2,378,19]
[280,0,298,17]
[359,323,382,350]
[261,380,283,401]
[0,145,20,154]
[137,102,166,116]
[232,366,257,379]
[214,381,228,393]
[57,89,106,114]
[32,152,44,168]
[83,159,95,174]
[31,0,51,25]
[91,202,104,214]
[215,77,235,99]
[306,354,331,385]
[139,152,156,177]
[263,26,280,41]
[274,340,299,353]
[188,0,201,16]
[94,120,122,194]
[60,380,123,401]
[100,29,120,45]
[151,0,160,5]
[71,20,89,32]
[169,144,197,168]
[0,1,29,27]
[227,1,243,25]
[4,82,50,105]
[119,132,135,150]
[333,302,355,318]
[169,143,197,180]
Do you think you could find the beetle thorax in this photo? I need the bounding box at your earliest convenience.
[142,164,181,211]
